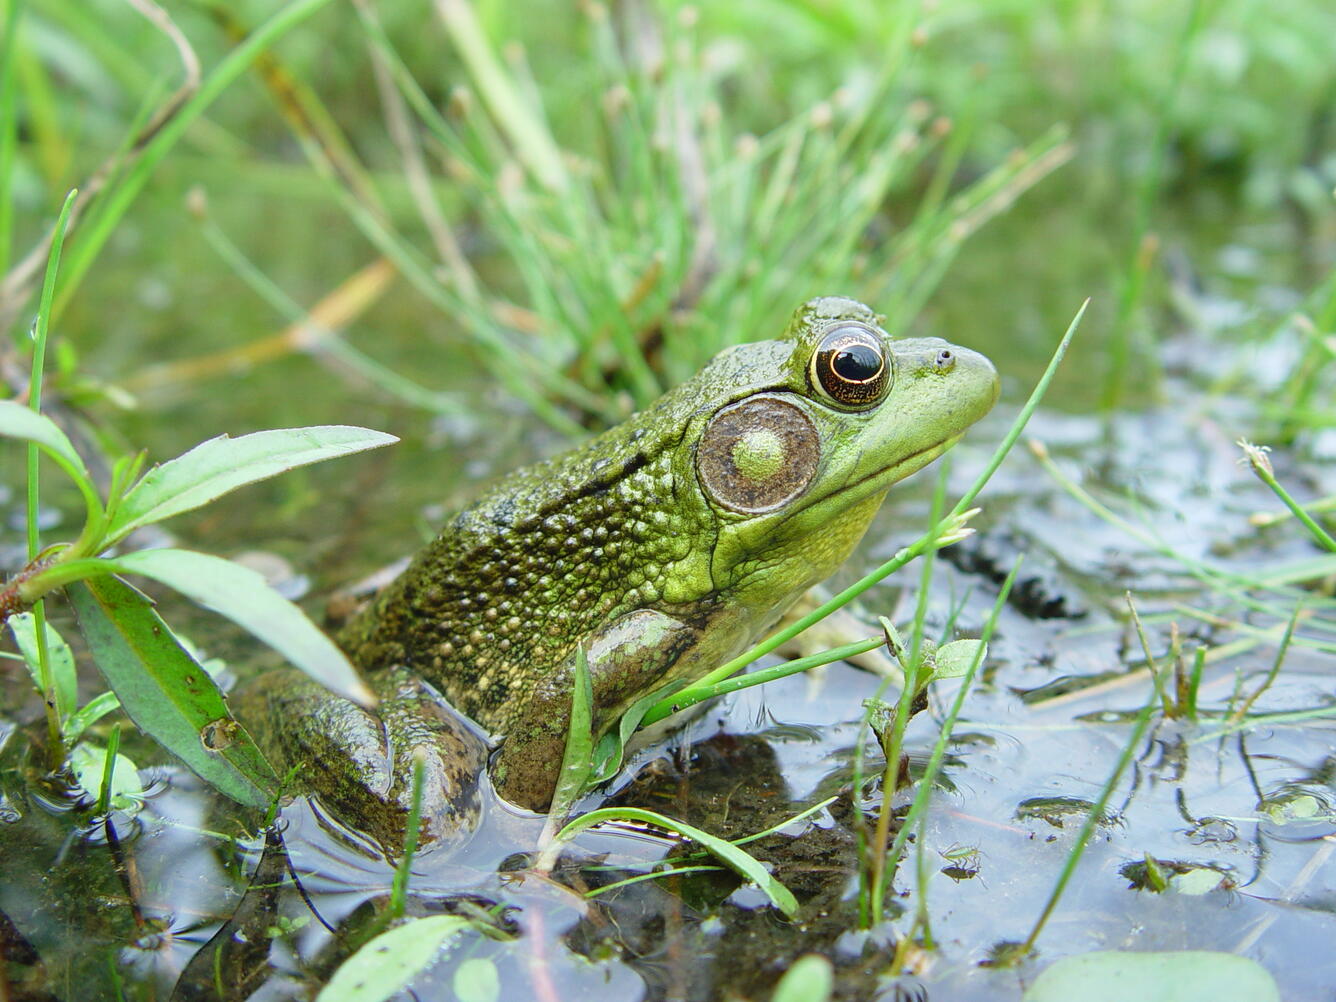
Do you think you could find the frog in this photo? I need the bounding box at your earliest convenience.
[233,296,999,852]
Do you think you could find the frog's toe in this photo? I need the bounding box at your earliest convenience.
[374,669,491,849]
[234,668,489,856]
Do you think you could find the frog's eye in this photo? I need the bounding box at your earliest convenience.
[809,324,891,408]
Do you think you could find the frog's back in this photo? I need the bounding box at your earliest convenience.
[337,372,734,731]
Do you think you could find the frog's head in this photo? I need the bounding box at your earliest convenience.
[678,296,999,596]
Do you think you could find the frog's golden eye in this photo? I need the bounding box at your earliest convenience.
[809,324,891,408]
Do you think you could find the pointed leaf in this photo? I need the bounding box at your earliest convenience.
[65,691,121,743]
[315,915,471,1002]
[0,399,90,480]
[545,647,595,826]
[109,548,373,706]
[106,426,397,544]
[8,612,77,724]
[67,576,277,808]
[591,679,688,784]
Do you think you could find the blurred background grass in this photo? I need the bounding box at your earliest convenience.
[3,0,1334,567]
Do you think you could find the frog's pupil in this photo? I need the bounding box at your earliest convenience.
[832,344,882,382]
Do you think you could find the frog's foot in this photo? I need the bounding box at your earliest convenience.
[232,667,489,856]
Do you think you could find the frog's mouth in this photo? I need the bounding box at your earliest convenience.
[761,430,963,541]
[815,431,962,512]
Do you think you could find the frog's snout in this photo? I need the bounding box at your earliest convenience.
[902,338,999,413]
[958,344,999,401]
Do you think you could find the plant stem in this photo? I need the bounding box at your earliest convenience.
[1240,440,1336,553]
[26,190,76,551]
[1228,605,1301,723]
[1126,592,1171,714]
[27,189,76,768]
[15,557,122,604]
[1185,645,1205,721]
[388,753,425,918]
[868,469,948,924]
[640,636,884,727]
[97,724,122,815]
[883,560,1020,879]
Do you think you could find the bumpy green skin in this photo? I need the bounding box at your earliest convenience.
[238,297,998,847]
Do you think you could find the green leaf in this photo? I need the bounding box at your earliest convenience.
[881,619,907,658]
[315,915,470,1002]
[0,399,92,485]
[1142,852,1169,893]
[108,548,373,706]
[70,742,144,812]
[547,647,595,819]
[932,639,987,681]
[7,612,77,723]
[452,957,500,1002]
[1023,951,1280,1002]
[771,954,833,1002]
[65,691,121,744]
[66,576,278,808]
[1262,792,1322,823]
[105,426,398,546]
[555,806,799,917]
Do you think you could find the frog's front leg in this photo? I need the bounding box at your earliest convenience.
[491,609,700,812]
[233,666,488,854]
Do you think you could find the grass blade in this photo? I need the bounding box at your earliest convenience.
[0,0,18,278]
[555,806,798,917]
[52,0,340,316]
[1018,688,1157,955]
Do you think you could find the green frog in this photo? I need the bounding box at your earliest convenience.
[235,296,998,851]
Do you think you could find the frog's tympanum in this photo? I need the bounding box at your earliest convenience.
[236,297,998,850]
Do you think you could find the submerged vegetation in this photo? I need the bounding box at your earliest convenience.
[2,0,1335,1000]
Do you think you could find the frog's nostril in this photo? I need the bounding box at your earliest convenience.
[935,348,956,371]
